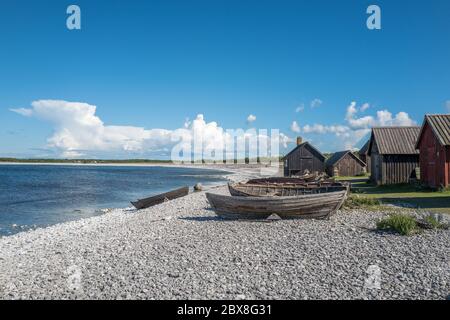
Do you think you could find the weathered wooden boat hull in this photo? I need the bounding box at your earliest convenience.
[228,183,349,197]
[246,176,317,185]
[131,186,189,210]
[206,190,347,219]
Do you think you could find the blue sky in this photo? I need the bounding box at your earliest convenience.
[0,0,449,159]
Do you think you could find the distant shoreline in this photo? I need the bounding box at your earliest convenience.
[0,160,279,171]
[0,161,191,168]
[0,159,171,165]
[0,161,271,183]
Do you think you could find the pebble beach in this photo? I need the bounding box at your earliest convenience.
[0,168,449,300]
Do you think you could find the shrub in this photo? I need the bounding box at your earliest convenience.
[376,214,418,235]
[424,215,441,228]
[418,214,449,230]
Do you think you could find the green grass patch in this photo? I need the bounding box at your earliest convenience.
[344,194,381,209]
[377,212,449,235]
[350,181,450,215]
[376,214,419,235]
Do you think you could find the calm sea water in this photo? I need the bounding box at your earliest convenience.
[0,164,229,236]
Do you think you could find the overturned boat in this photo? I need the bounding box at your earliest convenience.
[228,182,349,197]
[206,189,348,220]
[131,186,189,210]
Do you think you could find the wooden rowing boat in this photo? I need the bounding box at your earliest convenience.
[246,175,318,185]
[131,186,189,210]
[228,182,349,197]
[206,189,348,220]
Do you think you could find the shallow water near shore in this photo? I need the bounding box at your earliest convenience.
[0,164,229,236]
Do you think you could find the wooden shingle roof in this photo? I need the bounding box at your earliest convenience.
[416,114,450,148]
[326,150,366,167]
[369,127,421,155]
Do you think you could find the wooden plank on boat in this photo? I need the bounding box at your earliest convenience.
[206,189,348,220]
[228,182,349,197]
[131,186,189,210]
[246,176,317,185]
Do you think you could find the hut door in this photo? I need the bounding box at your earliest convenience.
[372,154,381,184]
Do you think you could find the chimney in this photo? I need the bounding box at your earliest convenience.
[296,136,303,145]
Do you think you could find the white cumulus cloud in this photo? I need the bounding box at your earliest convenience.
[310,98,323,109]
[345,102,415,130]
[360,103,370,112]
[12,100,174,157]
[10,107,33,117]
[247,114,256,123]
[295,104,305,113]
[297,101,416,151]
[11,100,288,159]
[302,124,350,136]
[290,121,300,133]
